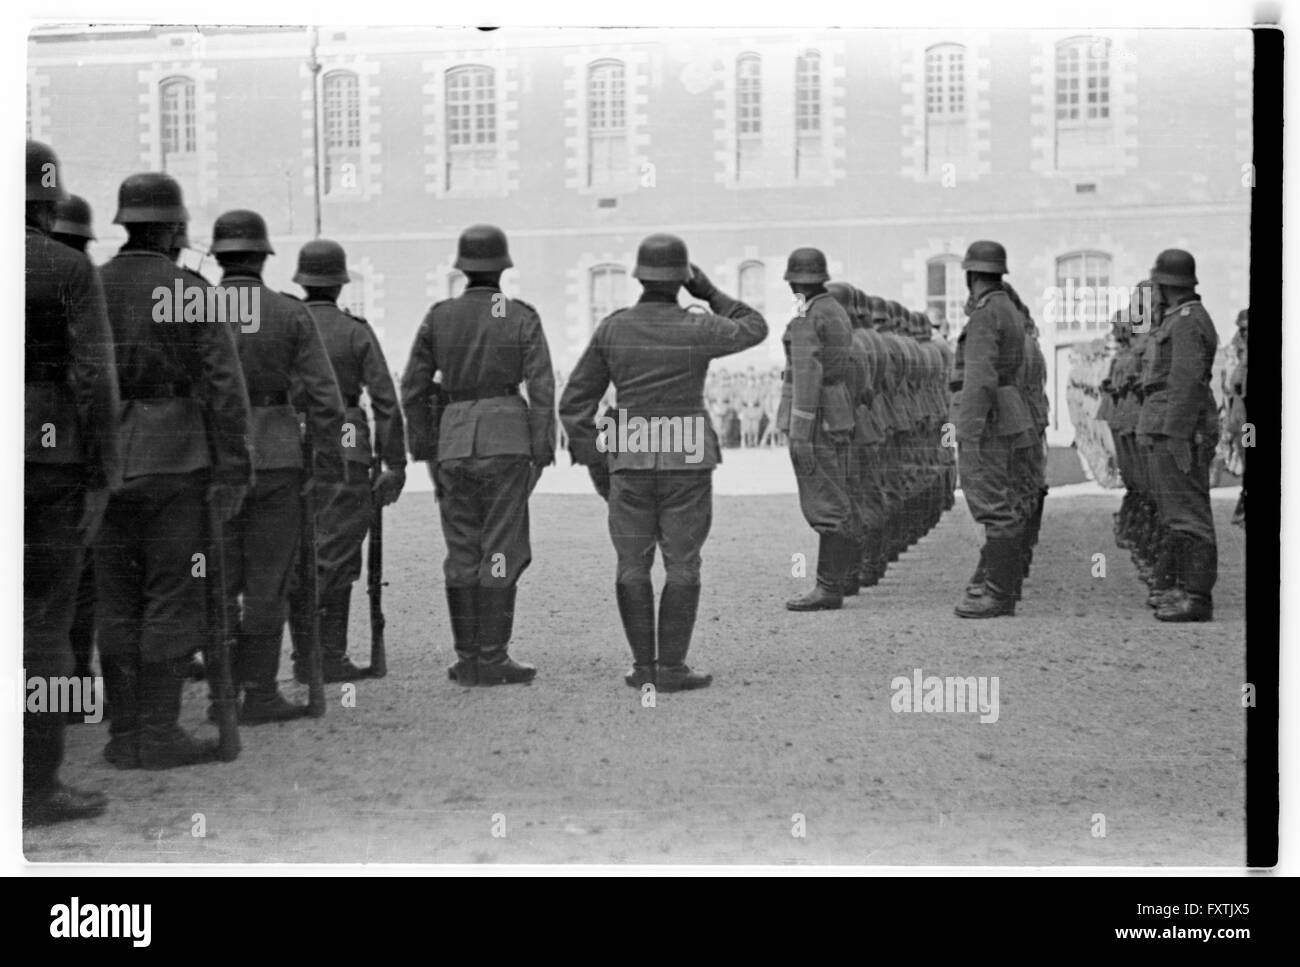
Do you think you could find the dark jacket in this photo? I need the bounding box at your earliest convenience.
[560,288,767,471]
[1136,297,1219,440]
[950,287,1031,441]
[302,298,407,471]
[218,269,344,479]
[778,292,855,443]
[403,284,555,466]
[25,226,122,490]
[98,248,251,484]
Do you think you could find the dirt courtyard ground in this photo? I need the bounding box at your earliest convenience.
[26,468,1246,867]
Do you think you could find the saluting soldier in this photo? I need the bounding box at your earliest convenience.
[208,210,346,720]
[950,241,1032,618]
[288,239,406,682]
[24,142,121,822]
[1138,249,1220,622]
[96,174,252,768]
[780,248,860,611]
[560,235,766,690]
[401,225,555,686]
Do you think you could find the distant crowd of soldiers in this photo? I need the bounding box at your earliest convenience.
[24,134,1228,830]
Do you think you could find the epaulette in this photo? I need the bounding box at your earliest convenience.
[340,305,369,326]
[973,288,1008,310]
[510,296,538,315]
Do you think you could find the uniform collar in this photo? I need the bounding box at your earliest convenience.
[465,282,501,294]
[221,268,263,283]
[637,290,678,305]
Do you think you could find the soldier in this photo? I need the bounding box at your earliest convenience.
[1138,249,1219,622]
[1134,286,1174,600]
[47,193,100,696]
[402,225,555,686]
[929,307,957,513]
[24,142,120,822]
[780,248,859,611]
[950,241,1032,618]
[1002,283,1050,585]
[288,240,407,682]
[854,291,898,587]
[1226,309,1248,528]
[95,173,252,768]
[560,234,766,689]
[208,210,346,719]
[873,298,913,567]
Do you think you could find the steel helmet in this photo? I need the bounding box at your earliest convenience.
[826,281,855,313]
[294,238,350,286]
[849,286,871,326]
[210,209,275,255]
[113,172,188,224]
[632,233,690,282]
[1150,249,1197,288]
[455,224,513,272]
[783,247,830,284]
[27,140,68,202]
[961,240,1008,275]
[866,294,889,327]
[52,194,94,239]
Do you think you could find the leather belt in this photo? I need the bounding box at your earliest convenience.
[249,390,289,407]
[1144,380,1167,393]
[343,393,361,408]
[121,382,191,401]
[446,385,518,404]
[947,377,1015,392]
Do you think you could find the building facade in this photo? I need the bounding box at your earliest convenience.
[28,25,1253,444]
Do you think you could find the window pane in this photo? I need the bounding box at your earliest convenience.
[324,71,360,150]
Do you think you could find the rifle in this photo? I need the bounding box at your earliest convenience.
[204,501,241,761]
[299,437,326,717]
[366,458,387,678]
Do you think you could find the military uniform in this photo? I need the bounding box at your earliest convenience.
[951,243,1031,617]
[780,249,859,610]
[25,146,122,820]
[850,292,892,587]
[561,240,766,689]
[1138,289,1219,619]
[95,175,253,769]
[402,227,554,687]
[289,256,407,680]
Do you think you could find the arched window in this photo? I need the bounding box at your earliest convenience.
[160,76,197,167]
[322,70,361,195]
[446,65,497,191]
[738,260,766,316]
[587,60,629,188]
[924,44,967,172]
[926,254,965,332]
[589,264,628,330]
[1055,36,1113,168]
[736,53,762,179]
[794,50,824,179]
[1055,250,1113,333]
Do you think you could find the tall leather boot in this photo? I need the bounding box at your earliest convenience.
[1157,536,1215,622]
[445,585,479,685]
[320,586,365,683]
[102,654,141,769]
[476,585,536,685]
[239,633,308,724]
[841,538,862,597]
[1147,530,1179,608]
[786,533,848,611]
[139,659,219,769]
[656,583,711,692]
[288,583,312,685]
[965,546,989,598]
[616,582,656,688]
[23,709,107,826]
[955,539,1017,618]
[1114,492,1132,548]
[859,528,885,588]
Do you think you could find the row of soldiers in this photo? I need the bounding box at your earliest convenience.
[1098,259,1227,622]
[25,141,407,826]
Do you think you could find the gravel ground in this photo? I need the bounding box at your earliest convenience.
[26,473,1246,867]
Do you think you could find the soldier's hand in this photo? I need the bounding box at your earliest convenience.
[207,482,248,523]
[77,487,111,542]
[588,463,612,502]
[372,468,406,507]
[1169,438,1192,475]
[683,263,718,301]
[789,439,817,476]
